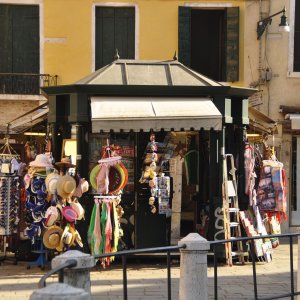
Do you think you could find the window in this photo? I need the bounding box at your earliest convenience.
[95,7,135,70]
[178,6,239,82]
[290,136,300,226]
[293,1,300,72]
[0,4,39,94]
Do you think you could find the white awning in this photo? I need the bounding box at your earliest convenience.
[91,97,222,132]
[287,114,300,130]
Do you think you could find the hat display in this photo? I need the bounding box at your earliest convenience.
[43,225,63,249]
[45,172,61,194]
[55,157,76,168]
[44,206,59,227]
[70,200,84,220]
[29,154,53,168]
[62,206,78,222]
[56,175,76,199]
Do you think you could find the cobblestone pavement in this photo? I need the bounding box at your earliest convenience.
[0,241,298,300]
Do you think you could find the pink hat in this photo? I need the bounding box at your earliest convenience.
[29,154,53,168]
[62,206,78,223]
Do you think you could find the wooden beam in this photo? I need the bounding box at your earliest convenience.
[279,105,300,114]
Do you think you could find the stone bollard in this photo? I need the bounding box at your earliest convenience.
[178,233,210,300]
[30,283,90,300]
[51,250,95,295]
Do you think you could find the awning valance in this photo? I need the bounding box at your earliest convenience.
[248,107,278,134]
[91,97,222,132]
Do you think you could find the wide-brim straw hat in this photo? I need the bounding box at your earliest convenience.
[81,180,89,193]
[55,157,76,168]
[45,172,61,194]
[89,163,127,194]
[70,200,85,220]
[29,154,53,168]
[44,206,59,227]
[43,225,63,249]
[56,175,76,199]
[56,225,76,251]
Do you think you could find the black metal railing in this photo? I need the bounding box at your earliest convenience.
[37,233,300,300]
[211,232,300,300]
[0,73,58,95]
[38,244,185,300]
[94,244,185,300]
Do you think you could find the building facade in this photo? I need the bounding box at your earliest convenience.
[1,0,298,234]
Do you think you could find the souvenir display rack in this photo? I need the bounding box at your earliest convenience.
[0,135,20,264]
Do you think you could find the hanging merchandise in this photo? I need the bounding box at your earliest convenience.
[23,154,54,244]
[257,160,287,216]
[41,167,88,252]
[88,140,128,267]
[139,133,171,215]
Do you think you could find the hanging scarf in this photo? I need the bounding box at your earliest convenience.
[93,202,102,255]
[87,203,97,255]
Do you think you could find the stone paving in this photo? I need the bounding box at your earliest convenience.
[0,241,298,300]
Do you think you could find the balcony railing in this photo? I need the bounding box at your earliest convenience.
[0,73,58,95]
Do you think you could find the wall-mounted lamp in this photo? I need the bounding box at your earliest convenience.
[257,7,290,40]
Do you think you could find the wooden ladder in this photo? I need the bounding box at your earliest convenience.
[222,154,246,266]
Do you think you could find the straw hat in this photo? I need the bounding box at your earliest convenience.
[89,165,100,190]
[70,200,85,220]
[56,225,76,251]
[75,230,83,248]
[43,225,63,249]
[62,206,78,222]
[81,180,89,193]
[45,172,61,194]
[55,157,76,168]
[89,164,125,194]
[44,206,59,227]
[56,175,76,199]
[29,154,53,168]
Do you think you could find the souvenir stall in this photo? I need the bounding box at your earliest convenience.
[42,58,256,253]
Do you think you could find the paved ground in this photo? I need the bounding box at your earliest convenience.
[0,239,298,300]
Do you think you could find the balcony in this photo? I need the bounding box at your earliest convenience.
[0,73,58,95]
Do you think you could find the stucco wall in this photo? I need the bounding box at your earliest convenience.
[42,0,246,84]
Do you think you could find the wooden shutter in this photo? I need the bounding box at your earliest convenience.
[13,5,39,73]
[95,7,135,70]
[224,7,239,82]
[0,5,12,72]
[294,1,300,71]
[178,6,191,67]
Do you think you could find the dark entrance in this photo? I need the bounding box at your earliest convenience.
[191,9,224,81]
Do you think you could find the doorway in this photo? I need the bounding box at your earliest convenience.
[191,9,225,81]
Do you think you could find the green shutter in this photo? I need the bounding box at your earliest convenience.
[95,7,135,70]
[224,7,239,82]
[0,5,12,72]
[12,5,39,73]
[0,4,39,73]
[178,6,191,67]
